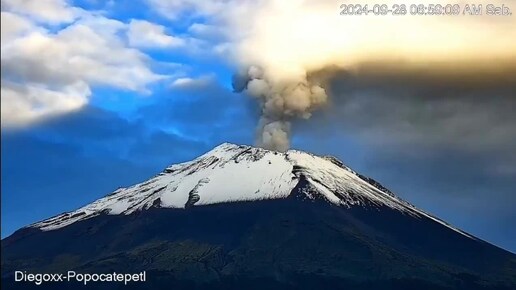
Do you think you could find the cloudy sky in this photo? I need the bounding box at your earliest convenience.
[1,0,515,252]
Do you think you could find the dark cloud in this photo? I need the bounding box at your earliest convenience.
[304,63,516,160]
[291,130,516,252]
[361,148,516,252]
[290,65,516,251]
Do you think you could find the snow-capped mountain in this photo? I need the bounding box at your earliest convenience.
[31,143,471,238]
[3,143,515,290]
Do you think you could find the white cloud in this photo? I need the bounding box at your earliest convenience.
[127,19,184,48]
[1,0,80,24]
[146,1,253,58]
[1,81,90,126]
[171,75,215,89]
[1,11,35,42]
[1,5,168,126]
[146,0,228,20]
[3,22,163,89]
[187,23,225,40]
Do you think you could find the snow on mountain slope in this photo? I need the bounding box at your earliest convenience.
[29,143,474,239]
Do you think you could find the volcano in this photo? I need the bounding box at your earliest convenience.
[2,143,515,290]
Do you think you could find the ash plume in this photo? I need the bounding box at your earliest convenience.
[223,0,516,151]
[232,66,327,151]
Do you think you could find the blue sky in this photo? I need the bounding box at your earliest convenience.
[1,0,515,253]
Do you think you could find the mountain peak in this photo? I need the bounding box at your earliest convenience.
[28,143,473,239]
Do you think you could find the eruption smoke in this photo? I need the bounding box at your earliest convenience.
[233,65,327,151]
[224,0,516,151]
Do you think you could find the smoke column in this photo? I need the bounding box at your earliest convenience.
[233,66,327,151]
